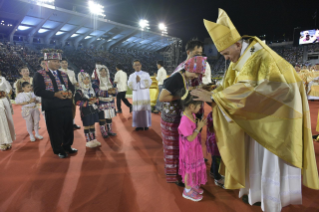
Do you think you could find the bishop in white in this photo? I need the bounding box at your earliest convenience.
[128,60,152,131]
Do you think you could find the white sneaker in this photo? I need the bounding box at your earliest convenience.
[0,144,7,151]
[35,135,44,140]
[92,139,101,146]
[86,141,98,148]
[30,135,36,142]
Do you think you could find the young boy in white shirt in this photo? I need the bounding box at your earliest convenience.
[15,82,43,142]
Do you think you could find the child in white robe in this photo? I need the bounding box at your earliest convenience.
[15,82,43,142]
[0,75,15,151]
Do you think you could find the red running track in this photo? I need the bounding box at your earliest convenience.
[0,100,319,212]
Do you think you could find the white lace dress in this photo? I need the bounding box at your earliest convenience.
[0,77,15,145]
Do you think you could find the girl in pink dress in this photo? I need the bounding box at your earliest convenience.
[178,92,207,202]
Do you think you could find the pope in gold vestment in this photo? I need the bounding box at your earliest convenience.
[202,8,319,212]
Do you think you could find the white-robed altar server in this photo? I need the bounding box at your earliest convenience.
[0,73,15,151]
[128,60,152,131]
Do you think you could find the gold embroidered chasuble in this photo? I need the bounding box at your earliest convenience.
[212,37,319,190]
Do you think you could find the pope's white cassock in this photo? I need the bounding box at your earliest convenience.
[128,71,152,128]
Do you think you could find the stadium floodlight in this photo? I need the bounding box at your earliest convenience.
[18,26,31,31]
[139,19,149,30]
[88,1,106,17]
[35,0,55,3]
[158,23,168,35]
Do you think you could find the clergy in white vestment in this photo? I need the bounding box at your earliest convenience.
[128,60,152,131]
[191,8,319,212]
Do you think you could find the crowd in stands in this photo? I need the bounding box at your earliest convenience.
[272,46,304,65]
[1,41,319,86]
[308,44,319,53]
[0,43,25,84]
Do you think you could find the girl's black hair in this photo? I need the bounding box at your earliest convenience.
[180,91,202,110]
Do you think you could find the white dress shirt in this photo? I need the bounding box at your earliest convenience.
[60,68,77,85]
[114,70,128,92]
[156,67,167,86]
[202,62,212,85]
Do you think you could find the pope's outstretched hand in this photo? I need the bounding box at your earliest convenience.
[191,88,212,103]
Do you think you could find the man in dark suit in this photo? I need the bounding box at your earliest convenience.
[33,49,77,158]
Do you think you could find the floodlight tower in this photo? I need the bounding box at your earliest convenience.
[139,19,150,31]
[88,1,106,17]
[158,23,168,36]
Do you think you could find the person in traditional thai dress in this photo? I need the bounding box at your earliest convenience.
[127,60,152,131]
[33,49,76,159]
[75,72,101,148]
[15,82,43,142]
[159,56,207,187]
[172,40,205,120]
[191,8,319,211]
[92,66,117,138]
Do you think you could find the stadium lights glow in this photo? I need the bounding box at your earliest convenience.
[38,28,49,33]
[71,34,79,38]
[55,31,65,35]
[35,0,55,3]
[85,36,92,39]
[158,23,166,31]
[139,19,149,30]
[158,23,168,35]
[88,1,106,17]
[18,26,31,30]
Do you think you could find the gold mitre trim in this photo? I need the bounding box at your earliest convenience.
[204,8,241,52]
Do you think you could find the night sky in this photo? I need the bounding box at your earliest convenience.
[55,0,318,43]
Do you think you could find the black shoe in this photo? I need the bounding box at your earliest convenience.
[312,134,319,139]
[64,147,78,154]
[135,127,143,131]
[153,110,159,114]
[242,195,249,204]
[175,181,185,187]
[57,152,68,158]
[108,132,117,136]
[242,195,261,206]
[144,127,149,131]
[73,124,81,130]
[204,158,208,162]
